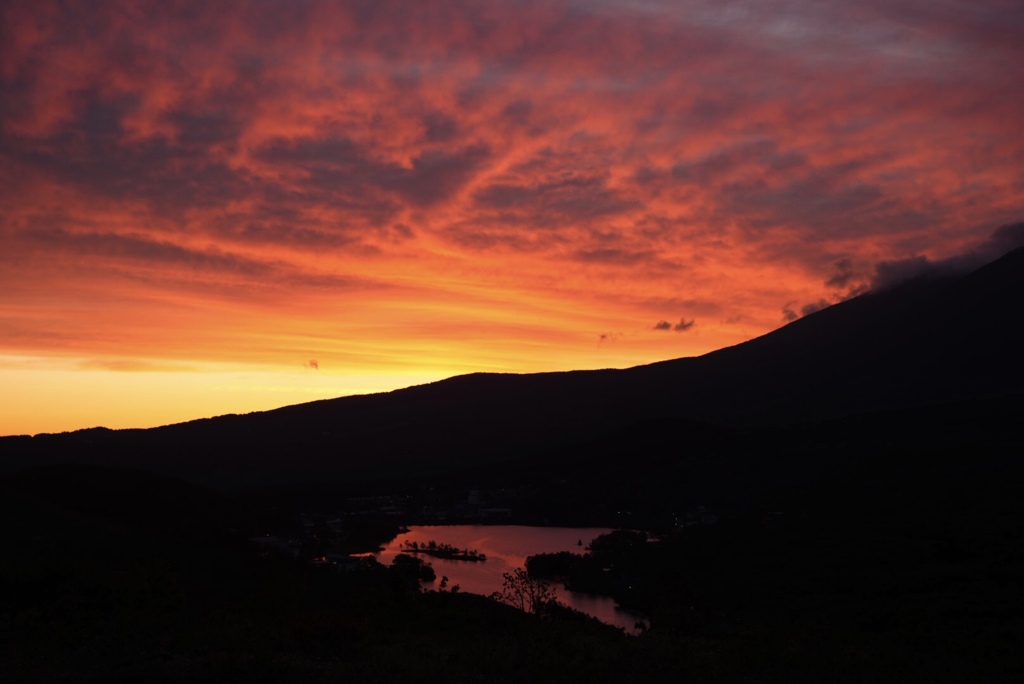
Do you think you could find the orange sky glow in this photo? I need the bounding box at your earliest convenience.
[2,1,1023,435]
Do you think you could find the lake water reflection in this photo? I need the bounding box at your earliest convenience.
[375,525,646,633]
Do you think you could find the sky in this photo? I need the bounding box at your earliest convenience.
[2,0,1023,436]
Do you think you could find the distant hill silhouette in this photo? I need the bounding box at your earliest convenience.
[2,247,1022,488]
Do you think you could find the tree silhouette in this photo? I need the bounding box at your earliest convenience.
[490,568,556,614]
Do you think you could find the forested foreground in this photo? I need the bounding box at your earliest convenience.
[3,451,1023,684]
[1,476,619,683]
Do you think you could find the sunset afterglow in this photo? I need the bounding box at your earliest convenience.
[2,1,1022,435]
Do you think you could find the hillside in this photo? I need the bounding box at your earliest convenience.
[2,247,1022,488]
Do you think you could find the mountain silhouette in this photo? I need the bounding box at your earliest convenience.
[3,246,1022,488]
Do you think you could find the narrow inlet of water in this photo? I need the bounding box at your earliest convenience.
[375,525,647,634]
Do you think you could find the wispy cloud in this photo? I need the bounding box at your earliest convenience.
[1,0,1022,431]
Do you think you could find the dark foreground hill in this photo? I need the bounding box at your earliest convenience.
[2,248,1023,683]
[2,246,1022,489]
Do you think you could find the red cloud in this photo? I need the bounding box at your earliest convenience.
[1,1,1022,432]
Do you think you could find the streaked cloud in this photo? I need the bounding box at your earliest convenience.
[1,0,1022,433]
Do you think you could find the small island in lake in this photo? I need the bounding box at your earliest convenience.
[403,539,487,561]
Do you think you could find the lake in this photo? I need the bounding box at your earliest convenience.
[375,525,646,633]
